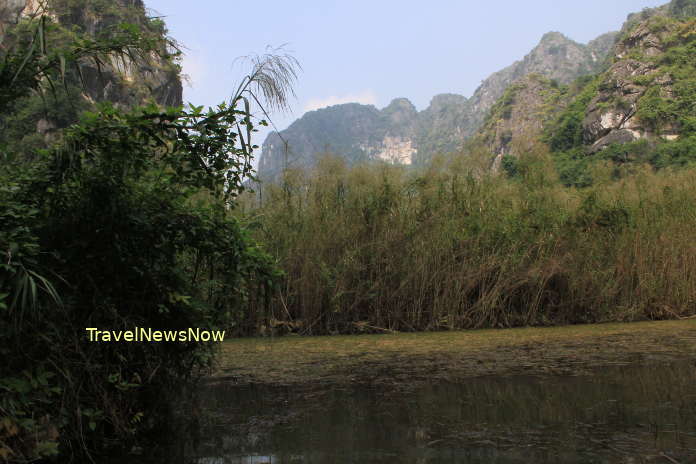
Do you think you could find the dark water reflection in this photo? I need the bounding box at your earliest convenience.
[167,360,696,463]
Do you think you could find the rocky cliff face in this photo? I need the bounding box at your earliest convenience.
[469,1,694,169]
[581,12,691,152]
[259,29,618,179]
[474,74,567,167]
[258,101,419,175]
[414,93,473,163]
[467,31,617,130]
[46,0,182,108]
[0,0,182,151]
[0,0,27,42]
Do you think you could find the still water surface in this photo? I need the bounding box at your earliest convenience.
[164,360,696,463]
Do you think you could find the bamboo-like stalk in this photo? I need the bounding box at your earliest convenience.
[238,152,696,335]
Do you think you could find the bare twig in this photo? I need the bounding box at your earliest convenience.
[660,453,682,464]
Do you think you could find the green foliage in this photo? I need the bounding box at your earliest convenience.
[546,12,695,186]
[553,147,596,187]
[496,83,524,119]
[669,0,696,18]
[0,0,185,164]
[501,155,519,178]
[245,153,696,334]
[553,137,696,187]
[545,76,600,152]
[0,95,280,460]
[596,139,654,164]
[631,74,656,86]
[0,7,292,462]
[0,14,177,165]
[49,0,174,41]
[0,16,168,112]
[650,135,696,167]
[637,23,696,135]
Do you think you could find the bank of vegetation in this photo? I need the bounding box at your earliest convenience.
[243,148,696,334]
[239,5,696,335]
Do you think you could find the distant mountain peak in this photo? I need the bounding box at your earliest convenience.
[258,17,622,179]
[540,31,571,42]
[384,97,416,110]
[428,93,468,109]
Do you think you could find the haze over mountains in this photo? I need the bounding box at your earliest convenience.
[258,28,619,178]
[259,0,695,181]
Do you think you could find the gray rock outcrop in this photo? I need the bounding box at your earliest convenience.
[582,16,682,152]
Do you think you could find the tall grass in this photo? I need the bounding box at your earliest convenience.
[240,151,696,335]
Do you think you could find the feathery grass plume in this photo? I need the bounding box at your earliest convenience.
[232,45,300,113]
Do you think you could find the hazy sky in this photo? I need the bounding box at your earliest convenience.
[146,0,665,150]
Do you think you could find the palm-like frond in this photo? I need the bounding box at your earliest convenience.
[233,46,301,113]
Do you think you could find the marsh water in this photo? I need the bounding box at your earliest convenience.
[150,358,696,464]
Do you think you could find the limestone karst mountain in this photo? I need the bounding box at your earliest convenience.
[580,7,691,152]
[465,30,617,131]
[258,28,620,179]
[260,0,695,181]
[467,0,694,187]
[259,99,420,176]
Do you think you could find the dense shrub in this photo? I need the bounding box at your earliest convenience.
[243,152,696,334]
[0,9,290,461]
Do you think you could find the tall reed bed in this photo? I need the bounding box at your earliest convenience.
[239,152,696,334]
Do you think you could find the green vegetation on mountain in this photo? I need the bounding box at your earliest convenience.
[414,93,472,163]
[541,5,696,186]
[670,0,696,17]
[545,76,601,153]
[260,1,694,189]
[635,21,695,134]
[474,74,568,166]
